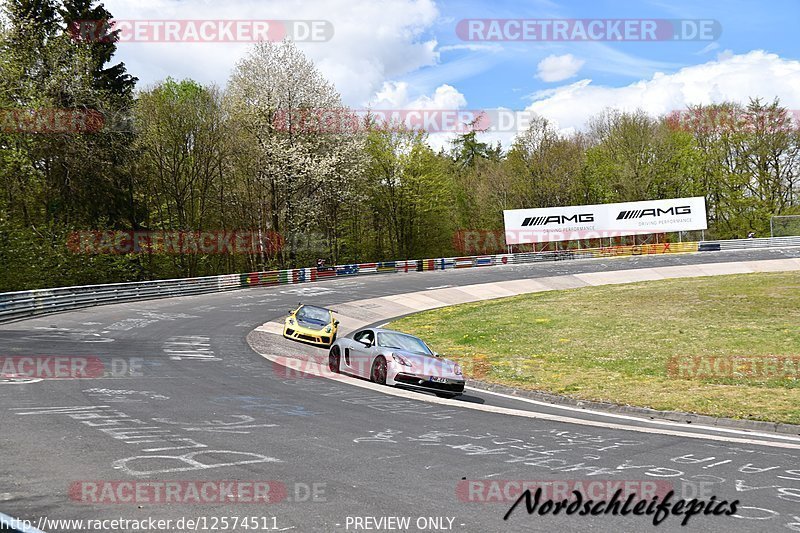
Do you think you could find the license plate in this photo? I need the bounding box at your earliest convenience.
[430,376,448,383]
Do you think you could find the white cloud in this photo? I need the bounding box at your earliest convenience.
[438,43,503,53]
[695,42,720,55]
[369,81,466,109]
[536,53,585,82]
[524,50,800,133]
[580,43,681,78]
[363,82,530,152]
[104,0,440,105]
[716,49,735,61]
[337,49,800,153]
[364,82,469,151]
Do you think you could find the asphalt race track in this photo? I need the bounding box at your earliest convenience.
[1,249,799,533]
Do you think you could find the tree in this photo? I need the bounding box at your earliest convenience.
[134,78,229,277]
[668,99,800,238]
[505,116,585,209]
[365,127,454,259]
[225,40,362,267]
[0,0,140,290]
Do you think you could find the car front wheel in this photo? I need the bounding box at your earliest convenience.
[329,346,341,373]
[370,357,387,385]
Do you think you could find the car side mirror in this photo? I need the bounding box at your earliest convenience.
[334,320,340,326]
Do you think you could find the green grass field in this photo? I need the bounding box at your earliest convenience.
[389,272,800,424]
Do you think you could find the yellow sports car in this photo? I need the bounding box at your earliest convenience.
[283,304,339,347]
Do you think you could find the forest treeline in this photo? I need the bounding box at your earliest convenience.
[1,0,799,291]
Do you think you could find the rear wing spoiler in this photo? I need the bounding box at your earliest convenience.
[297,302,338,314]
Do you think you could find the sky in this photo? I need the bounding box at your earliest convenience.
[103,0,800,148]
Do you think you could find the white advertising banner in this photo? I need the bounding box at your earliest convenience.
[503,204,605,245]
[503,196,707,244]
[607,196,708,234]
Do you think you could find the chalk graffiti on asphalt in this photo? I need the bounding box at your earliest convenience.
[352,426,800,525]
[10,405,280,475]
[283,379,459,420]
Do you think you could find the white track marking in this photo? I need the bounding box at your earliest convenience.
[253,258,800,449]
[464,386,800,444]
[281,287,334,296]
[0,376,43,384]
[112,450,281,476]
[261,353,800,449]
[163,336,220,361]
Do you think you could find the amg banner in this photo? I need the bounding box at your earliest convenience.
[503,197,707,244]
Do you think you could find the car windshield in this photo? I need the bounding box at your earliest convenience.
[377,332,433,355]
[296,306,330,324]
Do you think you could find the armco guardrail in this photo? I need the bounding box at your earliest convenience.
[0,237,798,324]
[703,235,800,250]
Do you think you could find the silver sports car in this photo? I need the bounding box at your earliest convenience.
[328,327,465,398]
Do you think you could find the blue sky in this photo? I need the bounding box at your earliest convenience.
[418,0,799,108]
[105,0,800,145]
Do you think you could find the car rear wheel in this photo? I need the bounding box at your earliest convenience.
[329,346,340,373]
[370,357,387,385]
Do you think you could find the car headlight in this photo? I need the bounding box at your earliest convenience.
[288,318,295,325]
[325,325,332,333]
[454,364,463,376]
[392,353,412,367]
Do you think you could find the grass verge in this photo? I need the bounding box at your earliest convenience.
[388,272,800,425]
